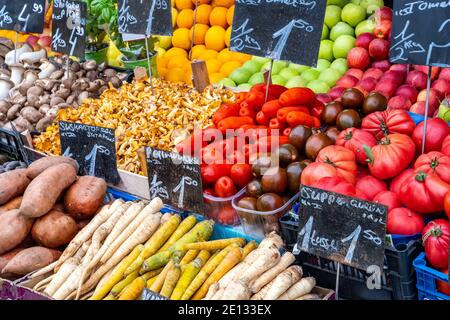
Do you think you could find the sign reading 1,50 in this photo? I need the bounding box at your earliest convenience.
[173,176,197,208]
[85,144,110,176]
[298,216,382,265]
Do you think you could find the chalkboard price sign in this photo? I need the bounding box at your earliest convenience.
[294,186,387,271]
[51,0,86,57]
[58,121,120,184]
[390,0,450,67]
[0,0,45,33]
[142,288,169,300]
[118,0,172,36]
[230,0,326,67]
[145,147,203,214]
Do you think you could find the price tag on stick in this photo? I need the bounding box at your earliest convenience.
[230,0,326,67]
[142,288,169,300]
[294,186,387,271]
[0,0,45,33]
[58,121,120,184]
[145,147,204,214]
[51,0,86,57]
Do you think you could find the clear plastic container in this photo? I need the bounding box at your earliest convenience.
[231,188,300,240]
[203,192,240,226]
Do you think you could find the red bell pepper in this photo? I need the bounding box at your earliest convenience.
[217,116,254,132]
[261,100,282,118]
[242,91,265,111]
[283,127,292,136]
[279,87,316,107]
[251,83,287,98]
[239,105,256,118]
[269,118,286,131]
[286,111,315,128]
[277,106,310,123]
[256,111,270,126]
[212,103,240,126]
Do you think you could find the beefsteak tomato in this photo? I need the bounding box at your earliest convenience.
[390,168,414,196]
[336,128,377,164]
[422,219,450,269]
[444,191,450,219]
[311,176,356,197]
[373,191,402,211]
[316,145,357,184]
[387,207,424,235]
[355,175,387,200]
[414,151,450,184]
[400,171,450,214]
[365,134,416,180]
[442,135,450,157]
[300,162,338,186]
[361,109,416,140]
[412,118,450,153]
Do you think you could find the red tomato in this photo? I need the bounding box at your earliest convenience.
[373,191,402,211]
[365,134,416,180]
[311,176,356,197]
[387,207,424,235]
[201,164,232,185]
[336,128,377,164]
[437,269,450,296]
[203,188,216,204]
[442,135,450,157]
[400,171,450,214]
[422,219,450,269]
[414,151,450,184]
[311,100,325,119]
[300,162,339,186]
[230,164,253,188]
[412,118,450,153]
[390,169,414,196]
[357,165,371,179]
[316,145,358,184]
[355,175,387,200]
[217,205,239,225]
[362,109,416,140]
[444,191,450,219]
[214,176,237,197]
[355,189,369,200]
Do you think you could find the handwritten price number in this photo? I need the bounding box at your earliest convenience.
[0,6,13,26]
[156,0,168,10]
[85,144,110,176]
[173,176,198,208]
[51,27,66,50]
[33,2,43,13]
[149,173,169,200]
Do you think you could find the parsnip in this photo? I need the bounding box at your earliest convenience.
[239,244,280,284]
[278,277,315,300]
[250,279,275,300]
[250,252,295,293]
[296,293,321,300]
[44,257,79,296]
[220,280,251,300]
[263,265,302,300]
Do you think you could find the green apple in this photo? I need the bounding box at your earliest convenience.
[341,3,366,27]
[355,18,376,36]
[248,72,264,85]
[318,68,342,86]
[301,69,320,82]
[285,76,308,88]
[319,40,335,61]
[324,5,342,28]
[218,78,236,87]
[438,103,450,122]
[307,80,330,94]
[230,68,252,85]
[360,0,384,9]
[330,58,348,74]
[279,68,300,79]
[289,63,310,74]
[252,56,271,64]
[238,83,252,90]
[322,24,329,40]
[271,75,287,86]
[315,59,331,72]
[332,34,355,58]
[242,60,262,74]
[330,22,354,41]
[261,60,287,74]
[327,0,349,7]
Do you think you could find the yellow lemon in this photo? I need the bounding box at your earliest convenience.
[166,67,186,83]
[224,26,231,47]
[198,49,218,60]
[171,8,178,27]
[205,26,226,51]
[233,52,252,63]
[172,28,192,50]
[167,55,190,69]
[165,47,188,60]
[209,7,228,28]
[158,67,168,78]
[220,60,241,76]
[189,24,209,45]
[157,55,170,69]
[209,72,225,84]
[206,59,222,73]
[211,0,234,8]
[177,9,194,28]
[226,5,234,25]
[217,48,233,63]
[175,0,193,10]
[191,45,207,59]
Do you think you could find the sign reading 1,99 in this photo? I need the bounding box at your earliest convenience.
[0,0,45,33]
[51,0,86,57]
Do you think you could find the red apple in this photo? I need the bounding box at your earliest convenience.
[336,75,359,88]
[358,77,377,92]
[356,33,376,50]
[37,35,52,47]
[26,35,39,46]
[439,68,450,81]
[413,65,441,80]
[368,38,390,61]
[347,47,371,70]
[406,70,428,90]
[375,7,393,22]
[345,68,364,80]
[374,78,399,99]
[417,88,440,110]
[329,86,346,100]
[396,84,418,103]
[389,64,408,73]
[388,95,412,110]
[316,94,332,104]
[363,68,383,80]
[431,79,449,99]
[381,70,406,86]
[374,20,392,39]
[409,101,437,117]
[371,59,391,71]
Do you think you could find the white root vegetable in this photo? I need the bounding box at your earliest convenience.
[33,274,54,292]
[277,277,315,300]
[44,258,79,296]
[101,198,163,263]
[204,282,219,300]
[251,278,275,300]
[258,232,284,250]
[250,252,295,293]
[160,213,173,224]
[220,280,251,300]
[30,261,58,279]
[239,245,280,284]
[210,286,225,300]
[296,293,321,300]
[263,265,303,300]
[52,264,84,300]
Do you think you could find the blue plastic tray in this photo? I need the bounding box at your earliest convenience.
[408,112,450,125]
[413,252,450,300]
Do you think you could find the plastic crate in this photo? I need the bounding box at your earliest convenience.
[414,252,450,300]
[408,111,450,125]
[0,127,28,163]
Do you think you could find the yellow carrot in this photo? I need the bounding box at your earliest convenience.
[182,238,246,251]
[111,271,140,297]
[89,245,143,300]
[118,277,146,300]
[125,215,181,276]
[103,294,116,300]
[160,264,181,298]
[146,275,158,288]
[157,215,197,253]
[192,247,242,300]
[242,240,258,258]
[150,260,174,293]
[179,249,199,266]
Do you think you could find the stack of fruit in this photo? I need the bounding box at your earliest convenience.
[156,0,252,84]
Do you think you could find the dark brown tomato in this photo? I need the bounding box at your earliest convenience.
[362,92,388,114]
[261,167,288,194]
[286,161,308,194]
[336,109,362,130]
[322,101,344,125]
[305,132,334,160]
[325,126,340,143]
[341,88,365,109]
[256,193,285,211]
[288,125,312,151]
[275,144,299,167]
[246,180,263,198]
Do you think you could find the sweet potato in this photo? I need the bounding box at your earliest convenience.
[0,196,22,214]
[0,247,24,277]
[20,163,77,218]
[1,246,61,275]
[52,203,66,212]
[0,169,30,205]
[0,209,34,254]
[26,156,79,180]
[64,176,107,220]
[31,210,79,248]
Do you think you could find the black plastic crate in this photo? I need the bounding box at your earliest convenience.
[0,127,28,163]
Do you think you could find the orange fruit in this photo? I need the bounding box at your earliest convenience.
[172,28,192,50]
[217,48,233,63]
[191,44,207,59]
[158,67,168,78]
[209,72,225,84]
[177,9,194,28]
[171,8,178,27]
[224,26,231,47]
[198,49,218,60]
[191,0,210,4]
[166,67,186,82]
[206,59,222,73]
[195,4,212,25]
[211,0,234,8]
[233,52,251,63]
[175,0,194,10]
[209,7,228,28]
[205,26,226,51]
[165,47,188,59]
[226,5,234,25]
[157,55,170,68]
[220,60,241,76]
[189,24,209,45]
[167,55,190,69]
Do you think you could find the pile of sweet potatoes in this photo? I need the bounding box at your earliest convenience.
[0,156,107,278]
